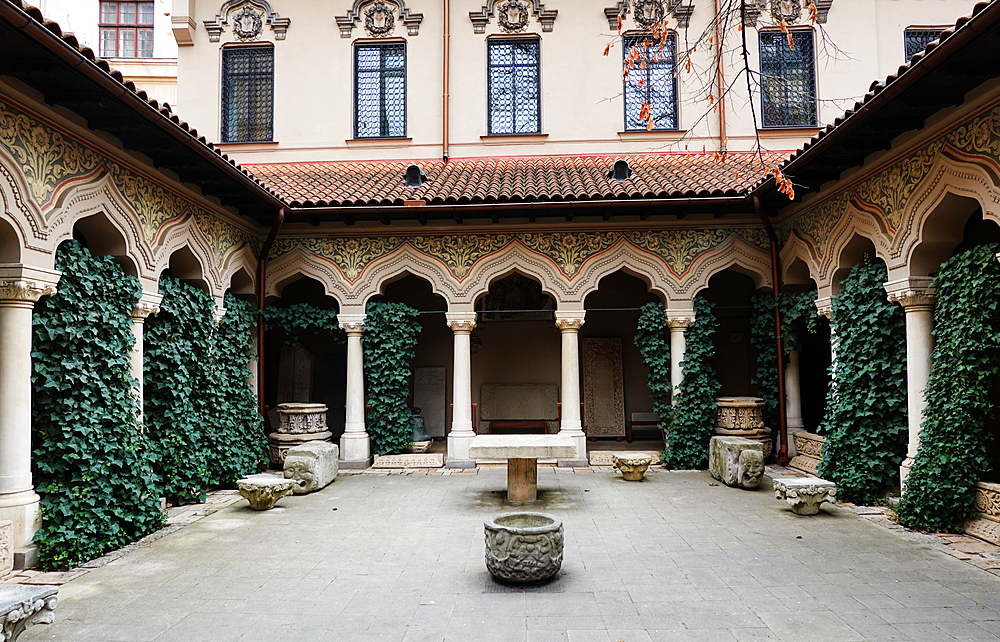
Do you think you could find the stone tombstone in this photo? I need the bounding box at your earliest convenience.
[413,367,447,437]
[276,343,313,403]
[583,338,625,437]
[714,396,773,459]
[709,436,764,489]
[283,441,339,494]
[0,520,11,576]
[268,403,333,466]
[237,474,297,510]
[480,384,559,433]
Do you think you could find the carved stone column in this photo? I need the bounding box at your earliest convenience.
[666,311,695,403]
[816,296,835,377]
[555,311,587,463]
[0,267,59,549]
[130,293,162,419]
[885,278,936,487]
[785,348,805,457]
[338,314,370,467]
[446,313,477,467]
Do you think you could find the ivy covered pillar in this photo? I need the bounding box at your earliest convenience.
[129,292,161,419]
[666,308,695,403]
[885,278,936,486]
[339,314,370,467]
[446,312,477,467]
[555,311,587,463]
[0,266,59,549]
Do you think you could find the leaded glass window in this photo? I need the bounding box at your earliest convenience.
[488,38,541,135]
[904,29,944,60]
[623,34,679,131]
[354,43,407,139]
[759,30,817,128]
[221,46,274,143]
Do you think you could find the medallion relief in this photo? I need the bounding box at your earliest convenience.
[770,0,801,23]
[204,0,290,42]
[337,0,423,37]
[232,5,264,40]
[364,1,396,37]
[497,0,530,32]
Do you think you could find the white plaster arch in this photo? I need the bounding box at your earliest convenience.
[558,238,672,306]
[671,235,773,298]
[0,151,46,258]
[154,218,225,297]
[45,173,158,281]
[890,153,1000,277]
[219,244,258,295]
[265,246,345,307]
[780,231,820,285]
[815,204,892,291]
[454,241,572,311]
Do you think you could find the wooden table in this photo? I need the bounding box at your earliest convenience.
[468,434,577,502]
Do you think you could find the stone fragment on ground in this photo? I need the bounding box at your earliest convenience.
[283,440,339,494]
[237,474,296,510]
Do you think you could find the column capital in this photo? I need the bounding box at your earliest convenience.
[131,292,163,320]
[446,312,477,333]
[338,313,366,336]
[0,264,59,305]
[554,310,585,331]
[884,277,936,311]
[815,296,834,319]
[666,313,695,329]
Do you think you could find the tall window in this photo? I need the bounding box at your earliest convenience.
[904,29,944,60]
[354,43,407,139]
[99,1,154,58]
[221,46,274,143]
[488,38,541,135]
[623,34,679,131]
[759,30,817,128]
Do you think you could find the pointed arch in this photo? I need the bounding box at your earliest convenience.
[672,235,773,298]
[780,231,820,285]
[265,246,345,306]
[559,238,672,306]
[154,216,226,297]
[220,244,258,295]
[0,150,45,258]
[815,203,892,290]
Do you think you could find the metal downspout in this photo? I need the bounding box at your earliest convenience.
[754,195,788,466]
[257,208,285,434]
[442,0,451,161]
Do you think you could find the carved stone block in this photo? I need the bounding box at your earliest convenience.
[0,521,11,576]
[714,397,772,458]
[709,436,764,489]
[269,403,333,467]
[613,456,651,481]
[789,432,825,475]
[0,585,57,641]
[583,338,625,437]
[772,477,837,515]
[485,512,563,584]
[237,474,297,510]
[283,441,339,494]
[967,481,1000,545]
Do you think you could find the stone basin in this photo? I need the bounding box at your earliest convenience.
[485,512,564,584]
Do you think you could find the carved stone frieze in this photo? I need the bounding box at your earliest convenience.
[204,0,291,42]
[966,481,1000,546]
[0,280,57,304]
[0,585,58,641]
[788,431,825,475]
[714,397,772,459]
[470,0,558,34]
[337,0,423,38]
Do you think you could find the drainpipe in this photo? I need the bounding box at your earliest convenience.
[715,0,727,152]
[442,0,451,161]
[257,208,285,430]
[754,195,788,466]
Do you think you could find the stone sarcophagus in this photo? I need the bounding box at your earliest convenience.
[268,403,333,466]
[789,432,825,475]
[709,436,764,489]
[714,397,773,459]
[966,481,1000,545]
[283,441,339,494]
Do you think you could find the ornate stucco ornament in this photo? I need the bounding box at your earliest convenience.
[365,1,396,36]
[632,0,665,28]
[232,5,264,41]
[770,0,802,23]
[497,0,530,33]
[603,0,693,30]
[470,0,558,34]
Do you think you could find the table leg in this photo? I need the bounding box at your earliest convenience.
[507,458,537,502]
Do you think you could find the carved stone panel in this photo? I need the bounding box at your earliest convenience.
[0,520,11,576]
[967,481,1000,545]
[414,367,447,437]
[277,344,313,404]
[480,384,559,427]
[583,338,625,437]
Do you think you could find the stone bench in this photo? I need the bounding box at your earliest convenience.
[468,435,577,503]
[0,585,57,641]
[772,477,837,515]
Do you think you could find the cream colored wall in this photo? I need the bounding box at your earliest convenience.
[173,0,974,163]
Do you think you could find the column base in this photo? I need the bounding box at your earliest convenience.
[447,430,476,461]
[340,432,370,463]
[339,458,373,470]
[445,459,476,469]
[900,457,915,491]
[0,491,41,549]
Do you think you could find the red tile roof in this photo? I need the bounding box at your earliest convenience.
[247,152,787,208]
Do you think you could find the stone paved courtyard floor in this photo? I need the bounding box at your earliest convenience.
[20,467,1000,642]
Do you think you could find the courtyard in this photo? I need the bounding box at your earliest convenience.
[19,466,1000,642]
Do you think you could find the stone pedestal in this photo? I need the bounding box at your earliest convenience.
[714,397,773,459]
[772,477,837,515]
[283,441,339,494]
[788,432,825,475]
[613,456,651,481]
[237,474,297,510]
[268,403,332,466]
[709,436,764,489]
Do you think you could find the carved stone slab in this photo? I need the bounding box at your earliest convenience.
[0,520,11,576]
[414,367,447,437]
[772,476,837,515]
[789,432,825,475]
[284,441,339,494]
[0,585,57,641]
[372,453,445,468]
[468,434,576,460]
[583,338,625,437]
[588,450,661,466]
[709,436,764,489]
[967,481,1000,545]
[480,384,559,421]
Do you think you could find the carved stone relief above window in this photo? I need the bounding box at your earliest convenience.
[742,0,832,25]
[770,0,801,23]
[336,0,423,38]
[204,0,290,42]
[470,0,557,34]
[602,0,693,30]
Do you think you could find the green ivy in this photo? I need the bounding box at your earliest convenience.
[750,290,821,429]
[897,243,1000,532]
[816,260,907,504]
[363,301,421,455]
[261,302,343,346]
[31,241,162,570]
[663,297,720,469]
[633,302,672,446]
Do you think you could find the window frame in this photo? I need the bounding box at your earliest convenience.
[98,1,154,59]
[903,28,945,61]
[486,36,542,136]
[758,29,818,129]
[353,40,408,140]
[220,44,275,144]
[622,32,680,132]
